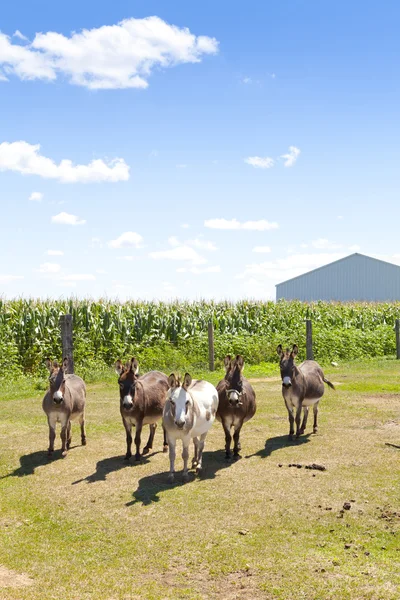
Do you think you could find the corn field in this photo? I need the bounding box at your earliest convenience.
[0,298,399,377]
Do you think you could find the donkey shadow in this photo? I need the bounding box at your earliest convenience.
[246,433,312,460]
[127,449,233,506]
[0,448,68,479]
[72,451,159,485]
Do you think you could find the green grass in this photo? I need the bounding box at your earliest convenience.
[0,359,400,599]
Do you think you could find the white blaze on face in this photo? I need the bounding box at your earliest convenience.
[171,388,189,426]
[283,376,292,387]
[53,390,63,402]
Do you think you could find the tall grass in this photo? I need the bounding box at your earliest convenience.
[0,298,399,377]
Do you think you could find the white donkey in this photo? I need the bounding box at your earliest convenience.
[163,373,219,482]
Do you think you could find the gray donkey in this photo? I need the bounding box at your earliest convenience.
[42,358,86,457]
[277,344,335,439]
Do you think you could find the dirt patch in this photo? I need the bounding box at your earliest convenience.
[0,565,34,588]
[361,394,400,408]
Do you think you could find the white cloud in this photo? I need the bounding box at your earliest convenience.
[205,218,279,231]
[117,256,137,261]
[37,262,61,274]
[253,246,271,253]
[61,274,96,281]
[242,77,252,84]
[245,156,275,169]
[239,252,346,284]
[150,245,206,265]
[90,237,103,248]
[0,17,218,89]
[51,212,86,225]
[13,30,29,42]
[187,237,217,251]
[47,249,64,256]
[338,215,344,220]
[168,236,180,247]
[29,191,43,201]
[280,146,300,167]
[108,231,143,249]
[311,238,342,250]
[0,141,129,183]
[0,274,23,283]
[176,265,221,274]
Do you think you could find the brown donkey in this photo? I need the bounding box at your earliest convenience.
[42,358,86,457]
[115,358,169,461]
[216,355,256,459]
[277,344,335,440]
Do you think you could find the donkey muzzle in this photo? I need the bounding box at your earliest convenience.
[282,377,292,388]
[175,420,185,429]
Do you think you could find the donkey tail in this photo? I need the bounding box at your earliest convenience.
[323,377,335,390]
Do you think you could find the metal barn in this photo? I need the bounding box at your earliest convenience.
[276,253,400,302]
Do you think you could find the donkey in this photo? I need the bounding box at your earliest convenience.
[42,358,86,457]
[277,344,335,440]
[216,355,256,459]
[115,358,169,461]
[163,373,219,482]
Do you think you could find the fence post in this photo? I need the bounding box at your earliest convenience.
[208,321,215,371]
[59,314,74,374]
[306,319,314,360]
[396,319,400,360]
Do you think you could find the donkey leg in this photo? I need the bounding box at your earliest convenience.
[182,441,190,482]
[162,424,168,453]
[295,405,303,438]
[47,415,56,456]
[60,415,69,457]
[80,411,86,446]
[123,418,132,460]
[233,423,243,458]
[168,439,176,483]
[66,421,72,450]
[313,401,320,434]
[192,437,199,468]
[134,422,143,461]
[195,432,207,474]
[222,420,232,459]
[287,409,295,440]
[143,423,156,455]
[300,407,309,434]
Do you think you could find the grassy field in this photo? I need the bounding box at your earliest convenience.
[1,359,400,599]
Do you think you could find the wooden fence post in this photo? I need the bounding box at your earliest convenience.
[59,314,74,374]
[208,321,215,371]
[306,319,314,360]
[396,319,400,360]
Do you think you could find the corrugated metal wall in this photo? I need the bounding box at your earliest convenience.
[276,254,400,301]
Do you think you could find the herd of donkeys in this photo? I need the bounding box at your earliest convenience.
[43,345,335,482]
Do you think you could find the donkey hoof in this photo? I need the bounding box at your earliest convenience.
[81,439,87,446]
[135,454,141,462]
[61,450,68,458]
[163,445,168,453]
[313,428,318,434]
[167,473,175,483]
[233,453,241,461]
[124,454,131,461]
[191,459,198,469]
[195,466,203,476]
[142,446,150,455]
[47,450,54,458]
[288,435,294,441]
[225,453,231,460]
[66,443,71,450]
[183,472,190,482]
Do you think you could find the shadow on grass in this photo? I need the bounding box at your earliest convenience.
[245,433,312,459]
[72,451,160,485]
[127,449,232,506]
[0,448,68,478]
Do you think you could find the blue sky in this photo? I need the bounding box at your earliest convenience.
[0,0,399,300]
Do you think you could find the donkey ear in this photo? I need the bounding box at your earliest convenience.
[291,344,299,357]
[130,357,139,375]
[115,359,124,376]
[276,344,284,357]
[235,355,245,370]
[62,357,69,371]
[223,355,231,370]
[45,358,52,373]
[168,373,177,388]
[183,373,192,389]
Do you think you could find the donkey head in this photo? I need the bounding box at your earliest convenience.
[224,355,245,406]
[46,357,69,404]
[115,357,139,409]
[277,345,298,388]
[167,373,192,429]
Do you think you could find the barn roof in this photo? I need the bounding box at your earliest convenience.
[275,253,400,288]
